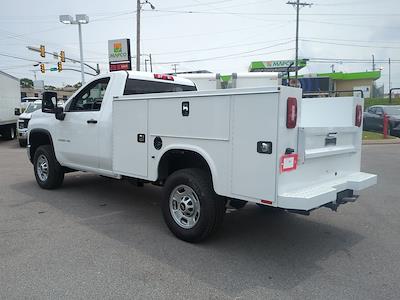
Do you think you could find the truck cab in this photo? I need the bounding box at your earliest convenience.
[28,71,196,175]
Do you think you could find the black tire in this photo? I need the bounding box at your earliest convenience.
[228,199,248,209]
[162,168,225,243]
[3,125,16,140]
[387,124,393,136]
[33,145,64,189]
[19,139,27,147]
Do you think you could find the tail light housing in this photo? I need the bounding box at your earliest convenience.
[286,97,297,129]
[355,104,362,127]
[154,74,174,81]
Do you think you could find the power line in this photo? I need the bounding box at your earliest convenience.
[301,39,400,49]
[144,9,400,17]
[154,47,295,65]
[151,37,294,56]
[0,52,44,63]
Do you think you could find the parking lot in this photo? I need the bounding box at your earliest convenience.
[0,139,399,299]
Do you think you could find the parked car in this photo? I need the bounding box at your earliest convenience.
[363,105,400,137]
[21,97,40,111]
[17,100,42,147]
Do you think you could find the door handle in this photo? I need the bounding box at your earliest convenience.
[87,119,98,124]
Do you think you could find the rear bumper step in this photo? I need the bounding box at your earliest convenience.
[278,172,377,211]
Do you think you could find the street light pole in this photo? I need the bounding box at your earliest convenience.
[136,1,155,71]
[78,23,85,84]
[59,14,89,84]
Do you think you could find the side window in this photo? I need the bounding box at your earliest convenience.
[123,79,196,95]
[368,107,376,114]
[375,107,384,115]
[69,77,110,112]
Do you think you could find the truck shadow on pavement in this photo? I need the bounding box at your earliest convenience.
[11,172,364,295]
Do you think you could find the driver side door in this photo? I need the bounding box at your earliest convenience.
[54,77,110,169]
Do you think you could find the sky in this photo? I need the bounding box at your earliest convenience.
[0,0,399,91]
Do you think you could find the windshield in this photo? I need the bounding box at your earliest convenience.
[384,106,400,115]
[25,102,42,113]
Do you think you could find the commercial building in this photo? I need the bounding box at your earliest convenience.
[248,60,381,98]
[20,86,77,101]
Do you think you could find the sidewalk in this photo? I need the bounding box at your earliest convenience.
[363,138,400,145]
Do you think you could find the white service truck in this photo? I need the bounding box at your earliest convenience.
[0,70,20,140]
[27,71,377,242]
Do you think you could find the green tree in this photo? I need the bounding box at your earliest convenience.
[20,78,33,88]
[45,85,56,91]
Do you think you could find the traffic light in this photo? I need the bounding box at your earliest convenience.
[57,62,62,72]
[60,50,65,62]
[40,63,45,73]
[40,45,45,58]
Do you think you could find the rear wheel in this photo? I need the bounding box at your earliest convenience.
[33,145,64,189]
[2,125,16,140]
[162,169,225,243]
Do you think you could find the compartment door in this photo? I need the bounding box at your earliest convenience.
[113,100,148,178]
[231,93,279,201]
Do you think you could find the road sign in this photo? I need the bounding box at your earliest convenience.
[108,38,132,72]
[249,59,308,72]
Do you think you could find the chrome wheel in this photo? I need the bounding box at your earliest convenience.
[10,127,15,139]
[169,184,201,229]
[36,154,49,182]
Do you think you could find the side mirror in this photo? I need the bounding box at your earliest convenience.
[376,111,383,116]
[14,108,21,116]
[55,106,65,121]
[42,91,57,113]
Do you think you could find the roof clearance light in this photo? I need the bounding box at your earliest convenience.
[154,74,174,81]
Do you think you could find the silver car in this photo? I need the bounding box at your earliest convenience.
[17,100,42,147]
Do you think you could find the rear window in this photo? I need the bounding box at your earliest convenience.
[123,78,196,95]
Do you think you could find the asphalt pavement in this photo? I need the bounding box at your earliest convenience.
[0,139,399,299]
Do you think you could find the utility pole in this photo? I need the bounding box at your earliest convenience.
[372,54,375,71]
[172,64,178,75]
[136,0,141,71]
[149,53,153,72]
[287,1,313,82]
[389,58,392,92]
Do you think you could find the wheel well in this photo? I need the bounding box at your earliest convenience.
[29,130,52,162]
[158,150,212,183]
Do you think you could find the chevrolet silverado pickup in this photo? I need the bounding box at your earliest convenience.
[27,71,377,242]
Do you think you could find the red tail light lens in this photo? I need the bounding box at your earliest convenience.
[355,104,362,127]
[286,97,297,129]
[154,74,174,81]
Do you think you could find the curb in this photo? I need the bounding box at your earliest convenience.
[363,138,400,145]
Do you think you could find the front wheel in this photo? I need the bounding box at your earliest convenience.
[162,169,225,243]
[2,125,16,140]
[33,145,64,189]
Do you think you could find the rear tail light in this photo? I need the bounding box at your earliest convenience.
[286,97,297,129]
[154,74,174,81]
[355,104,362,127]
